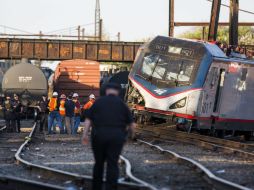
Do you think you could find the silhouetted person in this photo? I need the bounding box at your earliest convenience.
[37,94,48,132]
[2,95,15,132]
[64,94,75,134]
[72,93,81,134]
[12,94,23,133]
[82,83,136,190]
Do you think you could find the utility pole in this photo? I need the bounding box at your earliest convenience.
[39,31,43,39]
[77,25,81,40]
[208,0,221,42]
[99,19,103,41]
[168,0,174,37]
[82,28,85,40]
[202,27,206,41]
[117,32,121,41]
[229,0,239,46]
[95,0,101,40]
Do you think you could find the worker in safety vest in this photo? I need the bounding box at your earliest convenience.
[72,93,81,134]
[83,94,96,110]
[81,94,96,122]
[47,92,63,134]
[59,94,66,133]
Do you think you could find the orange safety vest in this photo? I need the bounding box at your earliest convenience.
[48,97,57,112]
[83,100,95,110]
[59,99,66,116]
[74,101,81,114]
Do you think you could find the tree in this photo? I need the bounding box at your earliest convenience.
[178,26,254,45]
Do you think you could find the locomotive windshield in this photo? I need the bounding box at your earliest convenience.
[139,53,195,87]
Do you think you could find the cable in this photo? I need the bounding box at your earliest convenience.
[0,25,33,34]
[45,22,95,34]
[206,0,254,15]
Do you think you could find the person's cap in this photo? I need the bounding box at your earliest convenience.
[53,92,58,96]
[42,94,47,97]
[60,94,66,99]
[72,93,79,98]
[89,94,95,99]
[14,94,18,97]
[105,83,121,91]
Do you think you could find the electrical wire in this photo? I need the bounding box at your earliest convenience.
[0,25,33,34]
[44,22,95,34]
[206,0,254,15]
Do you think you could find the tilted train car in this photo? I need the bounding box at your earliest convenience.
[54,59,100,103]
[127,36,254,139]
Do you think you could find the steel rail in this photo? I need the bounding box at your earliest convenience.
[135,126,254,158]
[120,155,157,190]
[138,139,251,190]
[15,122,148,190]
[0,175,65,190]
[0,126,6,132]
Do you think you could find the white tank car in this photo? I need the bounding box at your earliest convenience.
[127,36,254,140]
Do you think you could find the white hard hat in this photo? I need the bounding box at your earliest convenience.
[72,93,79,98]
[53,92,58,96]
[89,94,95,99]
[60,94,66,99]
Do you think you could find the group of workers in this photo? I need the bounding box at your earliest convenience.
[1,82,135,190]
[38,92,96,135]
[0,94,23,132]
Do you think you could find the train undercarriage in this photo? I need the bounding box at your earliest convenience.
[127,84,253,141]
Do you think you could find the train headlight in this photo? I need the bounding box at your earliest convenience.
[169,97,187,109]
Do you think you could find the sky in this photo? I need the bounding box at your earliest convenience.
[0,0,254,42]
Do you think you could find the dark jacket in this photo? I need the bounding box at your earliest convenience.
[12,99,22,113]
[64,99,75,117]
[86,95,133,129]
[2,100,14,120]
[38,98,48,113]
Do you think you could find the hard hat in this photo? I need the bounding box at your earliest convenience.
[60,94,66,99]
[72,93,79,98]
[53,92,58,96]
[89,94,95,99]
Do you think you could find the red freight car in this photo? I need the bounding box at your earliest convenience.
[54,59,100,103]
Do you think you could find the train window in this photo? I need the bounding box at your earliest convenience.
[165,59,194,82]
[139,53,195,87]
[152,61,167,80]
[141,54,159,76]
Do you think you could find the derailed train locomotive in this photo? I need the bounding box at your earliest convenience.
[127,36,254,139]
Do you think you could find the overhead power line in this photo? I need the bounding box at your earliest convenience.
[45,22,95,34]
[0,25,33,34]
[206,0,254,15]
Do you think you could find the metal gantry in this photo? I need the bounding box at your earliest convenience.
[95,0,101,40]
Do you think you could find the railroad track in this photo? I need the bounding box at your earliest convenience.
[0,121,65,190]
[135,125,254,158]
[135,124,254,189]
[134,139,251,190]
[14,121,153,190]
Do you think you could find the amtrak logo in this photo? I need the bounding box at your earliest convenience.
[154,89,167,95]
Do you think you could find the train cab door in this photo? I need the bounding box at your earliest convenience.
[197,66,222,130]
